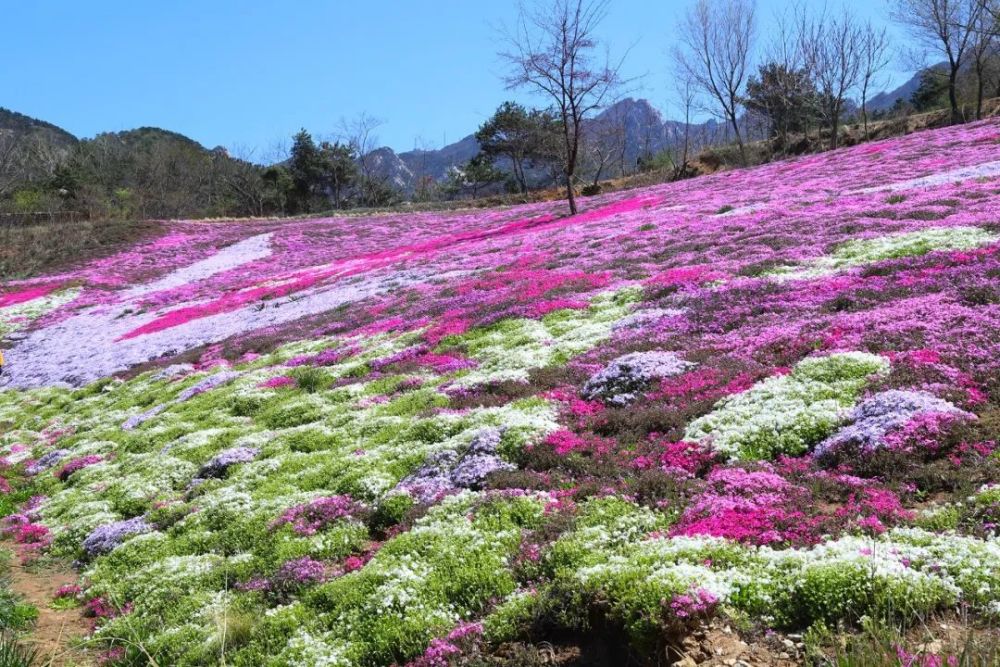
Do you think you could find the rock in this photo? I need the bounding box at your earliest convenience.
[917,641,943,654]
[672,657,698,667]
[781,639,795,649]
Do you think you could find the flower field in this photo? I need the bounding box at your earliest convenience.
[2,120,1000,665]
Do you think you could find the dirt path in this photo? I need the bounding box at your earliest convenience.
[5,548,94,667]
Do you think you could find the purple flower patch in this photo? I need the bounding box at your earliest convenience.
[83,517,152,557]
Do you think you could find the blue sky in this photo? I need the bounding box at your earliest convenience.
[1,1,908,157]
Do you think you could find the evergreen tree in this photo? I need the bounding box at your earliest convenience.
[744,63,820,144]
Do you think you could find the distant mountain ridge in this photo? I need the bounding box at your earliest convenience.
[0,107,78,148]
[369,98,725,193]
[867,69,930,113]
[1,73,921,197]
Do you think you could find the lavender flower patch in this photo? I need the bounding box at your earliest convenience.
[25,449,70,475]
[82,517,152,557]
[450,454,514,488]
[122,404,167,431]
[396,428,513,501]
[814,389,974,459]
[151,364,195,381]
[122,371,240,431]
[612,308,687,332]
[582,351,695,405]
[271,556,326,592]
[176,371,241,402]
[197,446,260,479]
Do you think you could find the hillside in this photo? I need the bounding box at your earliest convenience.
[1,120,1000,665]
[0,107,78,148]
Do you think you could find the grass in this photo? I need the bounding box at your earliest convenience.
[803,613,1000,667]
[0,218,163,280]
[0,635,37,667]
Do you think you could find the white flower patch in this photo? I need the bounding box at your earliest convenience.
[684,352,890,460]
[853,159,1000,194]
[0,287,81,338]
[122,233,273,300]
[766,226,999,281]
[452,289,640,387]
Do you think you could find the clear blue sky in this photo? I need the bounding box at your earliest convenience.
[1,1,907,157]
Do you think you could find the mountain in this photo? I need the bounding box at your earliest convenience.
[364,146,417,191]
[363,98,725,193]
[867,65,948,112]
[399,134,480,184]
[0,107,78,148]
[0,108,79,189]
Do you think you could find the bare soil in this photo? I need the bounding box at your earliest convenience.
[5,547,93,667]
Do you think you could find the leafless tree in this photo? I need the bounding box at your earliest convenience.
[500,0,628,214]
[676,0,756,165]
[222,145,268,217]
[858,23,893,138]
[798,7,864,150]
[0,132,23,199]
[670,74,698,177]
[891,0,985,123]
[339,112,384,184]
[975,0,1000,27]
[583,105,628,186]
[338,112,391,207]
[968,7,999,117]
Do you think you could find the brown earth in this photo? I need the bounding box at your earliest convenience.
[5,546,94,667]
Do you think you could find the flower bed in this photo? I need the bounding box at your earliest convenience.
[0,120,1000,664]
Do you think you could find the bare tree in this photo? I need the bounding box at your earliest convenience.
[676,0,756,165]
[0,132,22,199]
[338,112,392,207]
[339,112,384,184]
[891,0,985,123]
[500,0,628,214]
[858,23,893,138]
[671,74,698,177]
[583,104,628,187]
[969,6,998,118]
[222,145,268,217]
[798,7,864,150]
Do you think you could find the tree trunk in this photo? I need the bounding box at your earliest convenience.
[729,113,746,165]
[564,171,577,214]
[562,114,578,215]
[976,67,985,120]
[949,67,961,125]
[513,156,527,194]
[830,103,841,151]
[861,83,869,140]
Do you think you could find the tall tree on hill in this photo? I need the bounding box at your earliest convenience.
[891,0,985,124]
[798,7,864,150]
[289,129,324,212]
[744,63,819,145]
[969,7,999,118]
[339,113,392,208]
[475,102,562,193]
[318,141,358,209]
[676,0,757,165]
[858,23,893,138]
[500,0,627,215]
[911,67,951,110]
[444,154,506,199]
